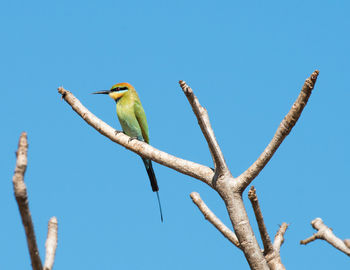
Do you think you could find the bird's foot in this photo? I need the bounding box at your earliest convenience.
[128,136,138,143]
[114,130,123,136]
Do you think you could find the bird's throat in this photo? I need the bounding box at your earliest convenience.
[109,90,127,101]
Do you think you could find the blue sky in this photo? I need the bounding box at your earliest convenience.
[1,0,349,269]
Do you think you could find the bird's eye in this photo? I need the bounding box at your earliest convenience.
[111,86,128,92]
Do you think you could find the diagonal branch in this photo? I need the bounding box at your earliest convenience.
[248,186,273,255]
[273,223,289,252]
[179,81,229,175]
[264,223,289,270]
[190,192,241,249]
[44,217,58,270]
[12,132,43,270]
[237,70,319,190]
[300,218,350,256]
[248,186,288,270]
[58,87,214,187]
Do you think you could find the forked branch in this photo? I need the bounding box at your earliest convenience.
[300,218,350,256]
[266,223,289,270]
[248,186,288,270]
[237,70,319,190]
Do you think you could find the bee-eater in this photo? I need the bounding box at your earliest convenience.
[93,83,163,222]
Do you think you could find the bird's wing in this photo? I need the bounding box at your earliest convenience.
[134,100,150,144]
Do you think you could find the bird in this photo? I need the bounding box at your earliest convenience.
[92,82,163,222]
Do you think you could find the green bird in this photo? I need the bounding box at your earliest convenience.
[93,82,163,222]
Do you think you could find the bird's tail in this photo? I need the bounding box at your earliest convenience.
[143,158,159,192]
[142,158,163,222]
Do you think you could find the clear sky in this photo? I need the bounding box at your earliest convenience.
[1,0,349,269]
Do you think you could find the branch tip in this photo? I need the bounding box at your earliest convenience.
[273,222,289,251]
[178,81,228,175]
[237,70,319,190]
[13,133,43,270]
[178,80,192,95]
[311,70,320,81]
[248,186,257,200]
[44,217,58,270]
[248,186,273,255]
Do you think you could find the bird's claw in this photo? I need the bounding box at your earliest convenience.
[128,137,137,143]
[114,130,122,136]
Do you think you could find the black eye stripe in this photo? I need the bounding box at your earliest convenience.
[111,86,128,92]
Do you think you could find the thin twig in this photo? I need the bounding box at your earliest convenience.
[248,186,288,270]
[248,186,273,255]
[179,81,229,175]
[273,223,289,252]
[237,70,319,191]
[58,87,214,186]
[190,192,241,249]
[300,218,350,256]
[264,223,289,270]
[12,132,43,270]
[44,217,58,270]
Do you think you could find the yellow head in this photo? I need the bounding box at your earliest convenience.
[92,82,134,101]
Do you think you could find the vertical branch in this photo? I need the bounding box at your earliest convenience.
[44,217,58,270]
[12,132,43,270]
[248,186,273,255]
[179,81,229,175]
[273,223,289,252]
[248,187,288,270]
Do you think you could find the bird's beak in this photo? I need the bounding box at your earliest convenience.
[92,90,110,95]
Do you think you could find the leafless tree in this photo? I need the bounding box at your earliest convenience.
[12,70,348,269]
[56,70,326,269]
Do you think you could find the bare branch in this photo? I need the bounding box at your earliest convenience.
[58,87,214,186]
[300,218,350,256]
[273,223,289,252]
[44,217,58,270]
[179,81,229,175]
[12,132,43,270]
[301,234,318,245]
[264,224,289,270]
[237,70,319,190]
[190,192,241,249]
[248,186,273,255]
[344,239,350,249]
[247,187,288,270]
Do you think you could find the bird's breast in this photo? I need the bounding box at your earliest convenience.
[116,100,142,139]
